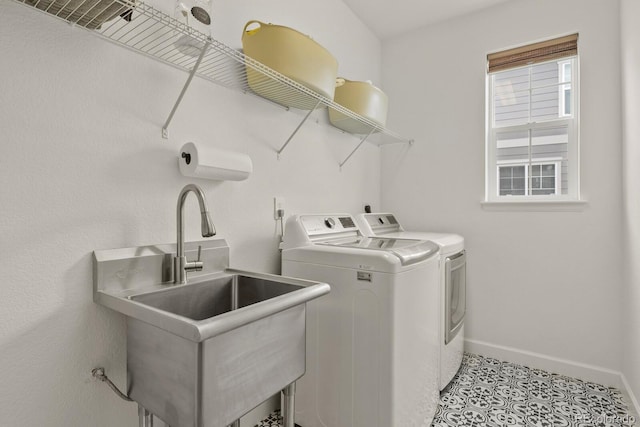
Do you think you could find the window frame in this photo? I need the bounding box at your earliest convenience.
[485,56,580,203]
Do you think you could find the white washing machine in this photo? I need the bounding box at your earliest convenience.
[281,214,441,427]
[355,213,466,391]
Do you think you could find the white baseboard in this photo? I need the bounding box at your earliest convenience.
[621,373,640,422]
[464,338,622,388]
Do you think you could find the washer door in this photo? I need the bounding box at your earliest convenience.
[445,251,466,345]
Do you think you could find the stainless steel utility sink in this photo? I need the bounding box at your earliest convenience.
[93,240,330,427]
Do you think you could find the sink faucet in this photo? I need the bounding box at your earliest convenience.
[174,184,216,284]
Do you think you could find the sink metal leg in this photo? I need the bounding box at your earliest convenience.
[138,405,154,427]
[282,382,296,427]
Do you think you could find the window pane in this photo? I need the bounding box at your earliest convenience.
[562,63,572,83]
[513,166,525,178]
[494,89,530,127]
[496,129,529,165]
[526,165,556,194]
[498,166,526,196]
[564,87,571,115]
[542,177,555,188]
[513,177,525,191]
[532,177,541,188]
[531,86,560,121]
[493,68,530,128]
[531,62,558,88]
[494,67,529,88]
[531,128,568,160]
[494,59,574,125]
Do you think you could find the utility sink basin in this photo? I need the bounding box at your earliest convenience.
[130,273,307,323]
[93,240,330,427]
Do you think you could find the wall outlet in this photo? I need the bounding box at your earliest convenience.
[274,197,285,220]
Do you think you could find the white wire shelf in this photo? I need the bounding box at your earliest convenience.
[12,0,414,166]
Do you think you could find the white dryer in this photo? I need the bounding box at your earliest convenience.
[355,213,466,391]
[281,214,441,427]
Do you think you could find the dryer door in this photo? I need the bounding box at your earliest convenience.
[445,250,466,345]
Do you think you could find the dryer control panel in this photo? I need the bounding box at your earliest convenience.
[361,213,403,235]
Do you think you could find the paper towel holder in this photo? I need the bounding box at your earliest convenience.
[178,142,253,181]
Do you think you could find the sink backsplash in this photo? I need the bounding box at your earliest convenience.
[93,239,230,298]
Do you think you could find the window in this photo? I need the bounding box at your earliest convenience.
[499,165,526,196]
[486,34,580,202]
[530,163,559,195]
[498,160,561,196]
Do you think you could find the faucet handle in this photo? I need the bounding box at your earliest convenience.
[184,245,204,274]
[193,245,203,271]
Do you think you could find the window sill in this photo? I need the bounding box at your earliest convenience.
[481,199,588,212]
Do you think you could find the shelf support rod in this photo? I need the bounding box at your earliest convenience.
[339,126,377,170]
[277,99,323,159]
[162,39,211,139]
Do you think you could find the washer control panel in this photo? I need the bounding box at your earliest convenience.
[301,214,359,237]
[324,217,336,229]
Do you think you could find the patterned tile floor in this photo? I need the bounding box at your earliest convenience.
[433,353,636,427]
[255,410,284,427]
[255,353,637,427]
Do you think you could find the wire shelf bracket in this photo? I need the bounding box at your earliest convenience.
[276,99,322,159]
[162,40,211,139]
[339,127,377,170]
[340,134,415,170]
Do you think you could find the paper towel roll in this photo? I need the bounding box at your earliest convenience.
[178,142,252,181]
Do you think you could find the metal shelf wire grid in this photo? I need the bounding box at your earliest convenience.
[12,0,414,146]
